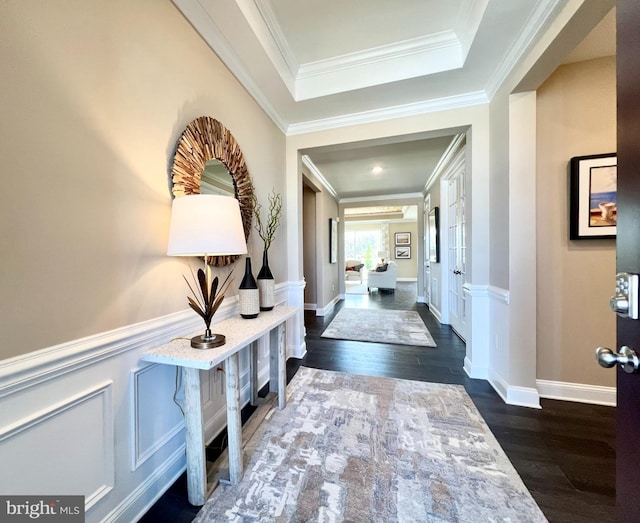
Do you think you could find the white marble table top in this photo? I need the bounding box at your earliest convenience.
[142,305,297,370]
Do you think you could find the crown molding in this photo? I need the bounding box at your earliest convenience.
[295,32,461,100]
[340,193,424,205]
[484,0,563,99]
[236,0,298,94]
[424,133,466,192]
[172,0,288,133]
[301,155,337,199]
[287,90,488,136]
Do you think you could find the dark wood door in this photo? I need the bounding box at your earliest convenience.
[616,1,640,520]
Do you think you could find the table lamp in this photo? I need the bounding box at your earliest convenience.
[378,250,389,263]
[167,194,247,348]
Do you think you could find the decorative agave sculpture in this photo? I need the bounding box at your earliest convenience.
[183,267,233,341]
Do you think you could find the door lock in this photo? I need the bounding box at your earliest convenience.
[596,346,640,374]
[610,272,639,319]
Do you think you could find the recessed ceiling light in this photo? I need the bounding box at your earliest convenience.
[371,166,383,174]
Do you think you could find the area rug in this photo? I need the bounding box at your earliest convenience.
[194,367,547,523]
[321,307,437,347]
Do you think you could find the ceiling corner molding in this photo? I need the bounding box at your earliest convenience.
[246,0,299,86]
[295,32,462,100]
[301,155,337,199]
[172,0,288,133]
[424,133,466,192]
[287,91,489,136]
[339,193,424,205]
[484,0,563,99]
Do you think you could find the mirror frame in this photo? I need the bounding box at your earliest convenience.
[170,116,253,267]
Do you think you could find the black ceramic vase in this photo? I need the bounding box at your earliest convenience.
[257,250,275,311]
[239,257,259,319]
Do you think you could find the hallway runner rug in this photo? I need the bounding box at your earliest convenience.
[194,367,547,523]
[321,307,437,347]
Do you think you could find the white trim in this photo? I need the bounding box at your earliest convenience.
[301,155,338,198]
[489,369,541,409]
[397,277,417,282]
[428,304,442,324]
[170,0,288,133]
[316,295,341,317]
[485,0,563,98]
[287,91,489,136]
[340,192,424,205]
[537,379,616,406]
[105,445,186,523]
[463,355,488,380]
[295,32,462,100]
[130,365,184,471]
[304,303,317,311]
[488,285,510,304]
[424,133,466,192]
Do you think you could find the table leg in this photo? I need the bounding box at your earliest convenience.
[182,367,206,506]
[269,323,287,409]
[249,341,259,406]
[225,352,243,484]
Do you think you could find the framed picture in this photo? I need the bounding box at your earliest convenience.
[395,246,411,259]
[570,153,617,239]
[329,218,338,263]
[428,207,440,263]
[395,232,411,245]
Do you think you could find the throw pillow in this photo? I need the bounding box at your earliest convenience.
[375,263,388,272]
[354,263,364,271]
[346,265,355,271]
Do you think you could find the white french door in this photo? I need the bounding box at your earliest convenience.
[446,163,467,341]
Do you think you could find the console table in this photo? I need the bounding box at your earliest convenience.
[142,305,297,505]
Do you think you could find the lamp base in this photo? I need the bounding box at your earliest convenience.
[190,333,226,349]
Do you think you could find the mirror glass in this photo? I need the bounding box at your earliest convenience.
[201,159,234,197]
[169,116,253,267]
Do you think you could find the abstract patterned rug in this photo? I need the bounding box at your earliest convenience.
[195,368,547,523]
[321,308,437,347]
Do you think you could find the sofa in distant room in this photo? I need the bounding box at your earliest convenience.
[345,260,365,282]
[367,261,398,291]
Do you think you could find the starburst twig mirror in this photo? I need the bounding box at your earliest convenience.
[170,116,253,267]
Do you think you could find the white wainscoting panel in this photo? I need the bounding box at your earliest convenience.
[130,364,184,471]
[0,287,304,523]
[0,382,115,508]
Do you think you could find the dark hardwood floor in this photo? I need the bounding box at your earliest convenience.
[141,282,615,523]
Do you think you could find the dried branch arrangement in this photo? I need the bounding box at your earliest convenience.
[253,189,282,251]
[170,116,254,267]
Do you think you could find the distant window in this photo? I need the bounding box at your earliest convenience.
[344,228,381,269]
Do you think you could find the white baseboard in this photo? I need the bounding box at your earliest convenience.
[463,356,488,380]
[304,303,316,310]
[397,277,417,282]
[316,295,341,316]
[536,379,616,406]
[489,370,541,409]
[428,304,442,324]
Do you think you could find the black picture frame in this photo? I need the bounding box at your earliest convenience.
[428,207,440,263]
[395,246,411,259]
[329,218,337,263]
[569,153,617,240]
[394,232,411,245]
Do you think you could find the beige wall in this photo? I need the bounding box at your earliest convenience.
[302,184,317,305]
[0,0,286,360]
[536,56,616,387]
[389,222,418,278]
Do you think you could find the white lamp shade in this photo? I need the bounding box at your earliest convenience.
[378,250,389,258]
[167,194,248,256]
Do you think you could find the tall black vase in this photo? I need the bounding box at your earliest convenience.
[239,257,259,319]
[257,250,275,311]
